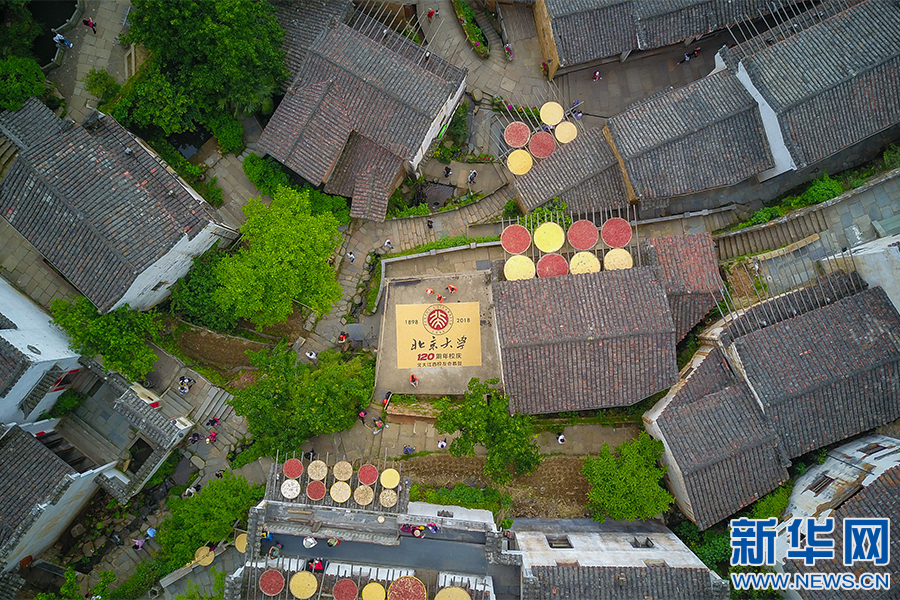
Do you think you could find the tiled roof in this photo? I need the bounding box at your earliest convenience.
[608,70,773,201]
[514,127,628,212]
[735,287,900,458]
[787,465,900,600]
[0,97,63,151]
[0,339,29,399]
[260,19,465,220]
[0,115,216,312]
[545,0,773,66]
[494,268,677,414]
[642,233,721,340]
[0,425,74,551]
[522,565,729,600]
[273,0,353,89]
[0,313,15,330]
[735,0,900,168]
[660,382,789,530]
[326,133,405,222]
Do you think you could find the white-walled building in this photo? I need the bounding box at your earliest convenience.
[0,277,80,423]
[0,98,238,314]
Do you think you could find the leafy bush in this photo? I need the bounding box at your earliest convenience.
[0,2,43,61]
[798,172,842,205]
[147,135,205,182]
[38,567,114,600]
[522,199,572,233]
[732,173,843,230]
[409,483,512,517]
[391,203,431,218]
[451,0,489,57]
[0,56,45,111]
[693,529,732,568]
[202,177,224,207]
[145,450,182,488]
[158,472,263,571]
[109,556,171,600]
[207,110,245,155]
[45,390,87,419]
[396,234,500,257]
[169,245,238,332]
[49,297,160,381]
[883,143,900,171]
[242,152,291,196]
[749,481,793,521]
[503,198,523,219]
[307,187,351,225]
[83,68,121,106]
[582,432,673,522]
[446,100,469,146]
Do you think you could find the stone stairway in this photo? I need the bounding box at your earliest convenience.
[160,388,194,420]
[57,412,123,466]
[195,386,236,423]
[472,9,506,71]
[713,206,830,261]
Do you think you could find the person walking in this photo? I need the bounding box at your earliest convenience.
[82,17,97,34]
[437,294,444,303]
[592,70,602,81]
[443,166,452,178]
[557,433,566,444]
[52,33,73,48]
[305,350,318,360]
[446,284,457,294]
[678,47,701,64]
[467,170,477,184]
[348,251,355,263]
[409,374,418,387]
[427,219,434,229]
[384,239,394,250]
[205,417,219,428]
[426,288,435,296]
[215,469,225,479]
[206,431,217,444]
[188,432,202,444]
[326,538,341,547]
[437,438,448,449]
[358,409,367,424]
[132,539,145,550]
[403,445,415,455]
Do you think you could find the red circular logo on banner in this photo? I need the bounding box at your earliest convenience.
[423,305,453,335]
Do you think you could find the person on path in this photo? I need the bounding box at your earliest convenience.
[303,449,317,460]
[574,110,583,120]
[426,288,435,296]
[382,391,393,407]
[557,433,566,444]
[303,536,317,549]
[358,409,367,423]
[427,219,434,229]
[438,438,448,449]
[338,331,348,343]
[215,469,225,479]
[178,384,189,395]
[206,432,217,444]
[326,538,341,547]
[592,70,602,81]
[384,239,394,250]
[467,170,477,184]
[146,528,157,538]
[443,166,452,178]
[348,251,355,263]
[132,539,144,550]
[678,47,701,64]
[82,18,97,34]
[437,294,444,303]
[305,350,318,360]
[205,417,219,428]
[188,432,202,444]
[409,374,418,387]
[447,284,457,294]
[52,33,73,48]
[403,445,415,455]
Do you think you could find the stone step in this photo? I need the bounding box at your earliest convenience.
[57,413,121,466]
[160,388,193,420]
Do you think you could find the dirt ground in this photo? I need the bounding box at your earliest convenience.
[401,455,591,519]
[178,328,270,373]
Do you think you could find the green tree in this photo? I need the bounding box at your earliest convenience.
[124,0,287,118]
[0,1,43,59]
[215,186,342,327]
[49,296,161,381]
[169,244,238,332]
[435,378,542,484]
[174,570,225,600]
[110,60,195,135]
[229,345,375,457]
[0,55,44,110]
[582,432,674,522]
[157,472,263,571]
[36,567,115,600]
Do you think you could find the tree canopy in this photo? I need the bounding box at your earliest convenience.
[49,296,160,381]
[435,378,543,484]
[36,567,114,600]
[214,186,342,327]
[0,1,43,60]
[157,472,263,571]
[0,55,44,110]
[582,432,674,522]
[123,0,287,120]
[229,346,375,458]
[169,244,238,333]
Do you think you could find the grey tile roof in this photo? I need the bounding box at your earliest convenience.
[735,287,900,459]
[642,233,722,340]
[0,97,64,151]
[0,313,15,330]
[325,133,405,222]
[523,565,729,600]
[514,127,628,212]
[660,382,789,530]
[608,70,773,201]
[273,0,353,89]
[545,0,773,66]
[735,0,900,168]
[0,425,74,551]
[0,339,29,399]
[260,18,465,220]
[494,268,677,414]
[0,115,217,312]
[787,465,900,600]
